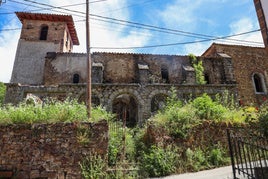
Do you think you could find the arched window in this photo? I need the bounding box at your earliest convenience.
[73,74,80,83]
[253,73,266,93]
[161,67,169,83]
[40,25,48,40]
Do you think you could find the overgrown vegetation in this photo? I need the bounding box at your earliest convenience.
[258,100,268,137]
[189,54,206,85]
[139,145,179,177]
[0,99,87,124]
[0,99,114,124]
[0,82,6,106]
[0,90,267,178]
[80,152,107,179]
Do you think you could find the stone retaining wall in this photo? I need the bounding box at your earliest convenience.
[0,121,108,179]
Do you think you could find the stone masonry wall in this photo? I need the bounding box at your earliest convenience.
[4,83,237,123]
[0,121,108,179]
[203,44,268,105]
[44,52,234,85]
[11,40,61,85]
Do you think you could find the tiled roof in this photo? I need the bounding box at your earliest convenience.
[16,12,79,45]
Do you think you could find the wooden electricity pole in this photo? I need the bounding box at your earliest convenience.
[86,0,91,118]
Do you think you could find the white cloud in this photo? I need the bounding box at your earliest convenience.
[223,17,263,47]
[230,18,254,34]
[0,21,20,83]
[183,41,211,56]
[48,0,151,53]
[0,0,151,82]
[158,0,201,29]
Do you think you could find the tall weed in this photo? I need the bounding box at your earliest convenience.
[140,145,178,177]
[0,99,111,124]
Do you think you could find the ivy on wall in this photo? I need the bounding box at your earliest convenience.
[189,54,206,85]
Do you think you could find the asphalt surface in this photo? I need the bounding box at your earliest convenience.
[154,165,247,179]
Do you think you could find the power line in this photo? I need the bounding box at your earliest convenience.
[11,0,221,39]
[0,28,21,31]
[1,0,263,47]
[91,29,261,49]
[20,0,262,45]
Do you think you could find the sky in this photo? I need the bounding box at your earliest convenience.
[0,0,264,83]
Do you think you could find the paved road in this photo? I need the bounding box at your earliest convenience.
[154,166,247,179]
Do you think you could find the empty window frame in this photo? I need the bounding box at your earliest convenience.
[161,67,169,83]
[205,73,210,84]
[73,74,80,83]
[40,25,49,40]
[253,73,266,93]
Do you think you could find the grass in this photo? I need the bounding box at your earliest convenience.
[0,99,114,124]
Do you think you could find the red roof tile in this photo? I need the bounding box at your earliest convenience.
[16,12,79,45]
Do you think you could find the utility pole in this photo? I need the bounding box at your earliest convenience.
[86,0,91,118]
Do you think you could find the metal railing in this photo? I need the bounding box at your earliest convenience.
[227,128,268,179]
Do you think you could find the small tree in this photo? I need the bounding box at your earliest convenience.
[189,54,206,85]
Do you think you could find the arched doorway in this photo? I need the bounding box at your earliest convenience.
[112,94,138,127]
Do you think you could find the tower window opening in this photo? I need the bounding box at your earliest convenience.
[73,74,80,83]
[40,25,48,40]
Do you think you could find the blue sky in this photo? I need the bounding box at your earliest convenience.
[0,0,264,82]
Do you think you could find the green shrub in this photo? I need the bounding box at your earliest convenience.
[192,94,228,120]
[208,148,229,166]
[259,112,268,137]
[166,104,199,139]
[152,89,199,139]
[108,122,136,166]
[0,99,114,124]
[258,101,268,137]
[185,147,229,172]
[189,54,206,85]
[140,145,178,177]
[91,105,115,122]
[185,148,208,171]
[79,152,107,179]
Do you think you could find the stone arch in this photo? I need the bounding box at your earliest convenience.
[108,89,144,127]
[252,72,267,94]
[108,89,144,109]
[148,89,173,113]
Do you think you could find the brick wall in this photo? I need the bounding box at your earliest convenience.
[0,121,108,179]
[20,19,66,45]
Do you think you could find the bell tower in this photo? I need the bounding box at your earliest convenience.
[10,12,79,84]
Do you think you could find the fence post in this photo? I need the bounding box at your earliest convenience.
[227,128,237,179]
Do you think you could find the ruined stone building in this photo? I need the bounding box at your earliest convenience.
[4,11,268,126]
